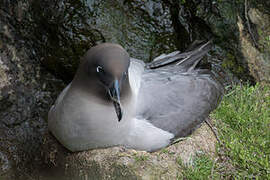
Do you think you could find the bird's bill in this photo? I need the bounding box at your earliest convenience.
[108,80,123,121]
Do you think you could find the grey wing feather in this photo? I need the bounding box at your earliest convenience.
[136,70,223,138]
[146,40,212,71]
[136,41,223,138]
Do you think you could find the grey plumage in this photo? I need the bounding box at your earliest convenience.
[136,68,222,138]
[136,41,223,138]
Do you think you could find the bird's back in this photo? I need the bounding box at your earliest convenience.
[135,41,223,138]
[136,68,223,138]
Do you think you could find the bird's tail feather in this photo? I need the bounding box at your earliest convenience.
[146,40,212,70]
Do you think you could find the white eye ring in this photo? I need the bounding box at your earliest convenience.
[96,66,103,73]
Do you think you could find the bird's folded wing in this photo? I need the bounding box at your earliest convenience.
[135,69,223,138]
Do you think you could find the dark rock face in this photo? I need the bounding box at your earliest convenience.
[164,0,269,83]
[20,0,103,82]
[85,0,178,62]
[5,0,180,83]
[0,0,269,179]
[0,25,62,180]
[0,2,65,179]
[190,0,269,83]
[242,7,270,83]
[0,45,62,179]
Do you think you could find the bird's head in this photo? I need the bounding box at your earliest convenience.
[74,43,131,122]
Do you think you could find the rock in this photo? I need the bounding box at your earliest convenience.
[193,0,270,83]
[39,123,216,179]
[11,0,179,83]
[0,2,65,179]
[0,35,65,180]
[241,8,270,83]
[86,0,178,62]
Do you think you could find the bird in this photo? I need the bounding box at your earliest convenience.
[48,41,223,152]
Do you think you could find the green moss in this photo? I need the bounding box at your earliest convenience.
[161,148,170,154]
[221,53,244,74]
[179,0,186,4]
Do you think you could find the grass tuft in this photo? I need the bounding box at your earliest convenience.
[134,155,149,162]
[178,154,219,179]
[212,83,270,178]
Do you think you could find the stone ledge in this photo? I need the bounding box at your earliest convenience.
[40,123,217,179]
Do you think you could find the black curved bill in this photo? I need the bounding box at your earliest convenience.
[108,80,123,122]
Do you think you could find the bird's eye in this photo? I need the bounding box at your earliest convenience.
[96,66,104,74]
[96,65,110,86]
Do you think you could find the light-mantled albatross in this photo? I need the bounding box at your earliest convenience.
[48,41,223,152]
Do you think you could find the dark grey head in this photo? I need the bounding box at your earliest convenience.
[73,43,131,121]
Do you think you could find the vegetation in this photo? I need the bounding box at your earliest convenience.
[178,154,220,179]
[178,83,270,179]
[134,154,149,162]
